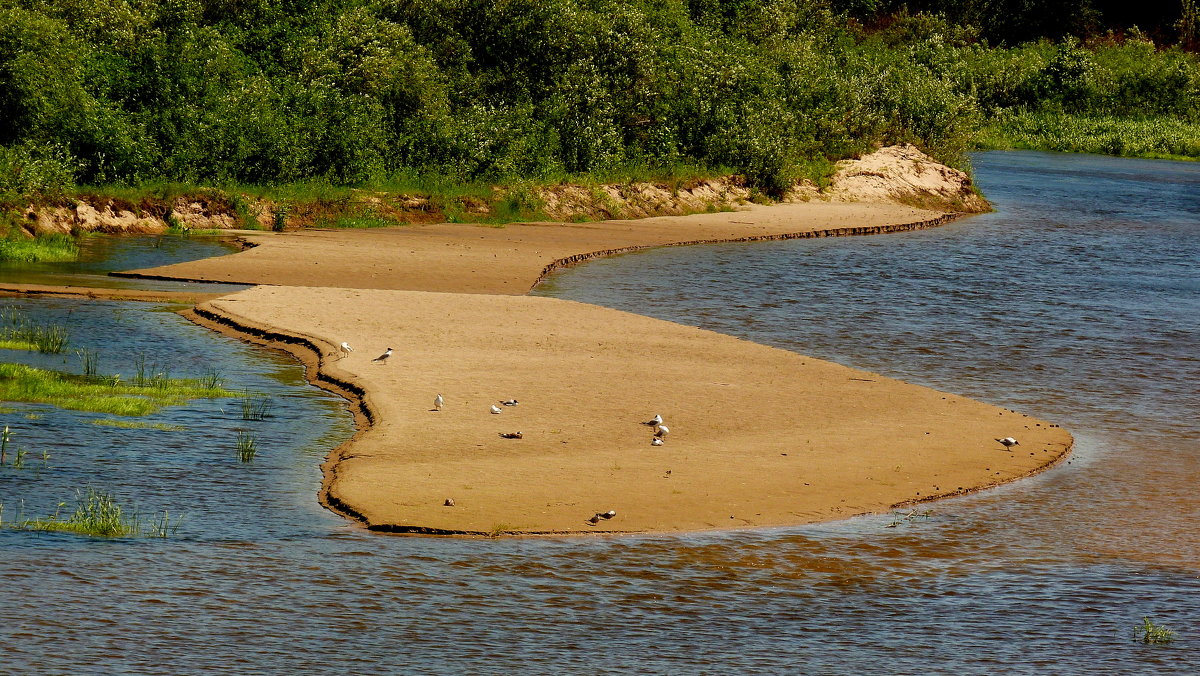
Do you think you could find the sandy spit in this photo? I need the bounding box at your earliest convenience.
[125,200,1071,536]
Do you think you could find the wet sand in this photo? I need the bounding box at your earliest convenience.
[130,200,1072,535]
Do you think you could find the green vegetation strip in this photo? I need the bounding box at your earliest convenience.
[0,488,176,538]
[0,233,79,263]
[91,419,187,431]
[0,362,238,416]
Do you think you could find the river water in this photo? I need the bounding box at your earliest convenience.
[1,152,1198,673]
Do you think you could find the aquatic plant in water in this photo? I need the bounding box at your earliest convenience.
[240,394,274,421]
[1137,617,1177,644]
[236,431,258,462]
[8,488,172,538]
[0,362,238,416]
[0,307,69,353]
[77,348,99,377]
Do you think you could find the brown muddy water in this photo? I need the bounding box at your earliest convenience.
[2,152,1198,674]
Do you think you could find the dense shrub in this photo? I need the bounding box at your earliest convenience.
[0,0,1196,201]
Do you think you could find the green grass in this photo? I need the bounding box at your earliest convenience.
[240,394,274,421]
[91,419,187,431]
[1137,617,1177,644]
[2,487,176,538]
[486,522,517,537]
[978,112,1200,161]
[235,431,258,462]
[0,307,69,353]
[0,362,238,416]
[0,233,79,263]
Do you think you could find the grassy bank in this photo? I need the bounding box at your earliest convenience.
[0,232,79,263]
[978,112,1200,160]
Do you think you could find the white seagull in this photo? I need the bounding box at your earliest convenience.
[433,394,444,411]
[371,348,393,364]
[501,399,519,407]
[490,404,502,414]
[651,438,664,446]
[654,424,670,439]
[339,342,353,359]
[641,414,663,427]
[996,437,1019,449]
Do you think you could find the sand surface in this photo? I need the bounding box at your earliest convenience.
[123,202,952,294]
[128,199,1071,535]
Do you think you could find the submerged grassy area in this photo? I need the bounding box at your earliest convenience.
[0,362,238,416]
[0,308,69,354]
[90,419,187,431]
[0,488,176,538]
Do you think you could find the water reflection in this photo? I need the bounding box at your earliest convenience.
[0,233,248,293]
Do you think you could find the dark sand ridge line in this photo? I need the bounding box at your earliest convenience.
[110,197,1075,536]
[0,282,228,305]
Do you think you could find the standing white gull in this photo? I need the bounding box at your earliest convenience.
[371,348,393,364]
[433,394,444,411]
[641,414,663,427]
[996,437,1019,449]
[338,342,353,359]
[654,424,670,439]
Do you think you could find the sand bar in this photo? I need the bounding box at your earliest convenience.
[128,200,1071,535]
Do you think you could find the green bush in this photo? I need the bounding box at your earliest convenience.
[0,0,1196,204]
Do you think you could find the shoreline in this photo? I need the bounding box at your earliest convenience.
[132,199,1072,536]
[196,294,1074,536]
[3,147,1075,537]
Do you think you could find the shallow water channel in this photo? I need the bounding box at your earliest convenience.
[2,153,1199,673]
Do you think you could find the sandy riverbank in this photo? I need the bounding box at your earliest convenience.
[112,191,1072,535]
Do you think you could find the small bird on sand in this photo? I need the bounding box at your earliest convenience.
[339,342,353,359]
[654,424,670,439]
[501,399,519,407]
[499,431,523,439]
[444,498,455,507]
[587,510,617,525]
[433,394,444,411]
[371,348,393,364]
[490,404,502,414]
[996,437,1020,449]
[641,414,663,427]
[651,438,664,446]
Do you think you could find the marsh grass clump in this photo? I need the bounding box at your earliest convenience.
[486,523,516,537]
[235,431,258,462]
[16,488,147,537]
[199,369,224,390]
[77,348,99,377]
[240,394,274,421]
[1137,617,1177,644]
[0,308,69,353]
[0,362,238,416]
[0,233,79,263]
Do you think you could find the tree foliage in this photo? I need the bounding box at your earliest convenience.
[1,0,1197,199]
